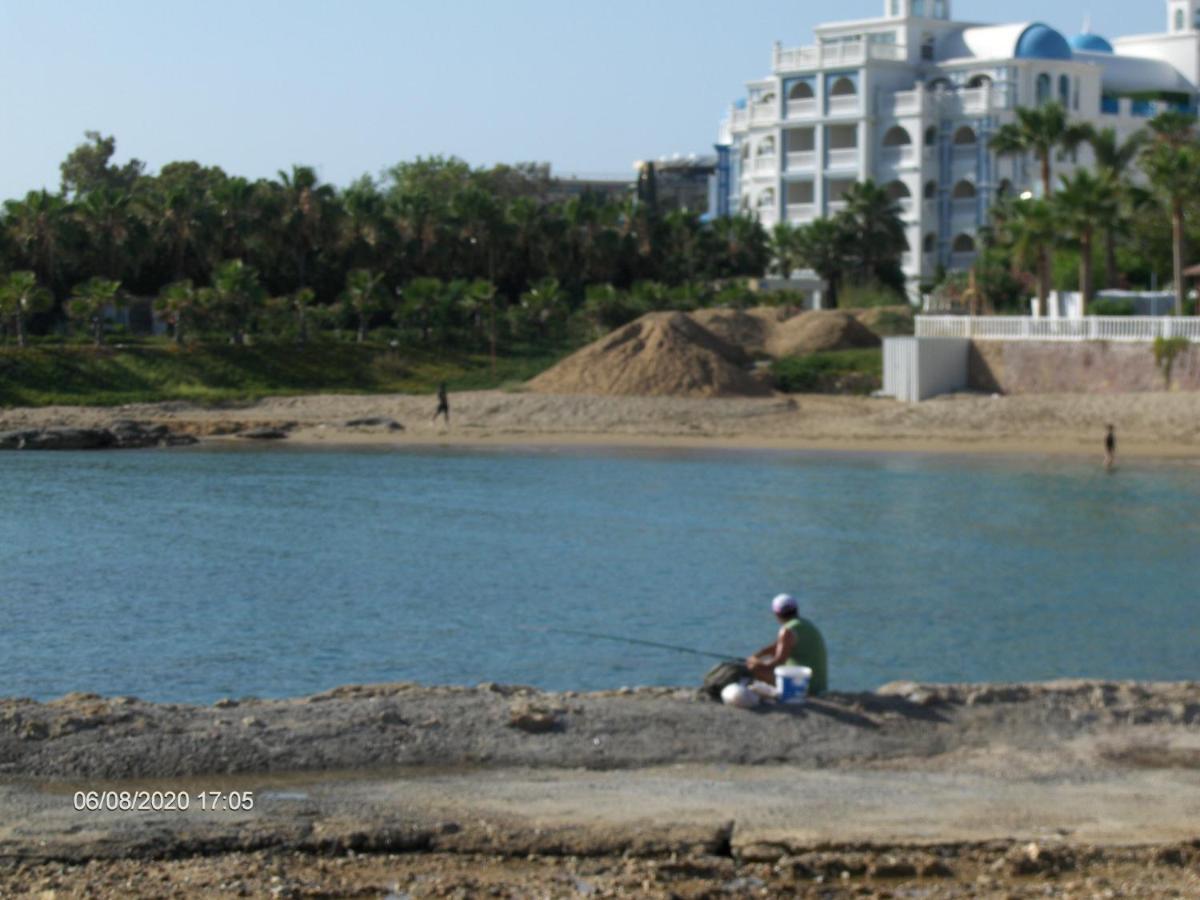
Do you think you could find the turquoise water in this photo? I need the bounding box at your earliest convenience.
[0,445,1196,703]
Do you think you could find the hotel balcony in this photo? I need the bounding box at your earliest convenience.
[879,145,916,168]
[878,89,923,117]
[827,95,861,117]
[951,198,977,219]
[773,40,904,73]
[785,150,816,171]
[786,203,817,223]
[750,103,777,125]
[786,98,818,119]
[826,147,859,170]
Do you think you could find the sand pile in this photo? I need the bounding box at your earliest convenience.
[852,305,916,336]
[689,306,803,358]
[528,312,772,398]
[767,310,882,357]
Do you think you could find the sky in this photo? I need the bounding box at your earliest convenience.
[0,0,1168,199]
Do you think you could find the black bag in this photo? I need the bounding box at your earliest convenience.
[702,660,752,701]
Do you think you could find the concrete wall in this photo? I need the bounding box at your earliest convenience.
[969,340,1200,394]
[884,336,969,401]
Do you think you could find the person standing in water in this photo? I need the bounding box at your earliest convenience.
[432,382,450,426]
[746,593,828,696]
[1104,424,1116,470]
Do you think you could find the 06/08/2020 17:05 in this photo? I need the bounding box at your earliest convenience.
[72,790,254,812]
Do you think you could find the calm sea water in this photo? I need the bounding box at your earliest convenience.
[0,444,1196,703]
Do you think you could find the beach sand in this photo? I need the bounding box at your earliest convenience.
[3,389,1200,459]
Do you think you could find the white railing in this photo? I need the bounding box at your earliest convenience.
[786,98,817,118]
[751,103,777,124]
[916,316,1200,342]
[828,95,861,116]
[786,150,816,170]
[827,147,859,168]
[753,155,776,174]
[951,198,977,217]
[786,203,817,223]
[827,200,849,215]
[774,41,904,71]
[729,108,748,129]
[879,145,916,167]
[881,89,922,116]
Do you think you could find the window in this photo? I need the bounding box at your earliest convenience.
[882,125,913,146]
[885,180,912,199]
[912,0,926,15]
[1176,8,1185,31]
[1101,93,1120,115]
[830,76,857,96]
[967,74,992,89]
[1036,73,1051,105]
[1195,8,1200,28]
[952,180,977,199]
[921,35,935,61]
[788,81,814,100]
[924,125,938,146]
[933,0,947,17]
[952,234,976,253]
[923,233,936,253]
[926,77,952,93]
[757,137,776,156]
[952,126,977,146]
[923,180,937,199]
[757,188,776,209]
[1058,75,1070,106]
[890,0,900,15]
[996,179,1013,197]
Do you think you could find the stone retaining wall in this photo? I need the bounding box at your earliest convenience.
[969,340,1200,394]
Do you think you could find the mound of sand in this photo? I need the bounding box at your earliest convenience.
[851,305,916,337]
[688,306,804,358]
[528,312,772,398]
[767,310,882,358]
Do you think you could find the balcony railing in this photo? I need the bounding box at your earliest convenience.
[827,147,859,169]
[879,89,922,117]
[750,103,777,125]
[773,40,904,72]
[729,108,748,130]
[828,95,861,116]
[785,150,816,170]
[786,98,817,119]
[786,203,817,223]
[951,198,977,218]
[752,156,777,174]
[879,145,916,167]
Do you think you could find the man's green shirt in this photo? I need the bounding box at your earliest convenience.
[783,616,828,695]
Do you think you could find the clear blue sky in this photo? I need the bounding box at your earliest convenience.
[0,0,1165,199]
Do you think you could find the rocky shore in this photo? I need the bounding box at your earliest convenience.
[0,420,196,450]
[1,681,1197,896]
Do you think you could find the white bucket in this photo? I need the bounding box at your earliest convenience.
[774,665,812,704]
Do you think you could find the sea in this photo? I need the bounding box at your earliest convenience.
[1,444,1196,704]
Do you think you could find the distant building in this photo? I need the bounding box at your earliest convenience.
[635,156,719,215]
[718,0,1200,288]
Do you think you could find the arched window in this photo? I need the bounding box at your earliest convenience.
[1036,73,1051,105]
[757,188,776,209]
[1059,74,1070,106]
[741,143,751,160]
[923,233,937,253]
[757,136,776,156]
[885,180,912,199]
[953,126,977,146]
[882,125,913,146]
[952,180,977,199]
[1176,8,1185,31]
[926,77,952,93]
[788,81,814,100]
[966,74,992,89]
[952,233,976,253]
[830,77,857,97]
[923,180,938,199]
[924,125,938,146]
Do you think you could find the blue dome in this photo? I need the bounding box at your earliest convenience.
[1015,24,1073,60]
[1069,33,1114,53]
[734,98,747,110]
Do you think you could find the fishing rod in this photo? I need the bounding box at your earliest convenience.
[531,626,737,661]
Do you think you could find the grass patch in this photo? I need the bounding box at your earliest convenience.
[0,340,572,407]
[770,348,882,395]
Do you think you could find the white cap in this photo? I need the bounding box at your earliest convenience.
[772,593,798,614]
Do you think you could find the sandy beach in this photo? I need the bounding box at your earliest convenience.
[3,389,1200,459]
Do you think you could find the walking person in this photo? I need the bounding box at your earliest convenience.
[1104,424,1116,471]
[432,382,450,426]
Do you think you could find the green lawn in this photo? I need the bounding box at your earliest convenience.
[770,348,883,395]
[0,340,570,407]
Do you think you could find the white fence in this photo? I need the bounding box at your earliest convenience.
[916,316,1200,342]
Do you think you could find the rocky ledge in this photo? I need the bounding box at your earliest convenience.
[0,420,197,451]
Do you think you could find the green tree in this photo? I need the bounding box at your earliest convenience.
[795,218,853,307]
[509,277,566,342]
[59,132,144,199]
[2,190,73,293]
[1087,127,1147,287]
[1053,169,1120,310]
[838,180,908,294]
[205,259,265,344]
[68,277,124,346]
[276,166,338,290]
[155,279,203,345]
[769,222,804,278]
[341,268,387,342]
[995,198,1058,312]
[1140,110,1200,315]
[0,271,53,347]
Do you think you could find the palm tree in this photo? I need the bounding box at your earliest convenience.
[289,287,320,344]
[0,271,53,347]
[68,277,124,346]
[992,103,1092,314]
[276,166,337,290]
[1140,110,1200,315]
[2,190,73,292]
[155,279,202,345]
[466,279,499,371]
[341,268,386,343]
[1087,127,1147,287]
[1053,170,1119,311]
[205,259,265,344]
[995,199,1058,313]
[769,222,804,279]
[838,180,908,291]
[795,218,852,307]
[75,187,137,280]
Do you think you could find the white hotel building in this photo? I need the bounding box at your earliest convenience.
[718,0,1200,286]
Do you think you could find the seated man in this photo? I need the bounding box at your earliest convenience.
[746,593,828,696]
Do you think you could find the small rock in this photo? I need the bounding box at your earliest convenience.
[239,427,289,440]
[241,716,264,728]
[507,702,561,734]
[214,698,239,709]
